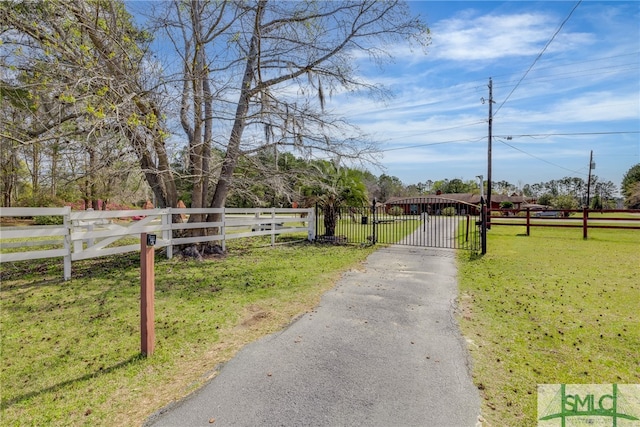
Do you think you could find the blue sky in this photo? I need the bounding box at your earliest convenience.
[130,1,639,194]
[339,1,639,192]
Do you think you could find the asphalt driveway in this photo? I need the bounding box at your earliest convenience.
[145,245,481,427]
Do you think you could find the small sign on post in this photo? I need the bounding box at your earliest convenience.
[141,233,156,356]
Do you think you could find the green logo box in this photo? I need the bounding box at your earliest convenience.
[538,384,640,426]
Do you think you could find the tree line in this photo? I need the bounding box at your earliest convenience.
[4,124,635,211]
[2,0,638,230]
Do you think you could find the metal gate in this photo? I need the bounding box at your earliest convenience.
[315,197,483,252]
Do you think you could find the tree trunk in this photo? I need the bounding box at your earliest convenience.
[324,204,336,237]
[30,142,40,194]
[50,141,59,198]
[207,0,267,223]
[89,145,99,210]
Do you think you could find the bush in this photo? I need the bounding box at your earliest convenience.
[34,215,63,225]
[17,194,66,208]
[441,207,456,216]
[388,206,404,216]
[500,201,514,209]
[537,193,553,206]
[551,194,578,216]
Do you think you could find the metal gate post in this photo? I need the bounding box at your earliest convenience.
[372,198,377,244]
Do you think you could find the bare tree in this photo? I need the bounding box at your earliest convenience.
[146,0,429,244]
[206,1,429,218]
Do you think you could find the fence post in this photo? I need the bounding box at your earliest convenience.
[271,208,276,246]
[583,207,588,239]
[221,209,226,252]
[307,208,316,241]
[73,216,83,254]
[140,233,156,357]
[315,203,319,239]
[163,208,173,259]
[526,208,531,236]
[63,206,72,281]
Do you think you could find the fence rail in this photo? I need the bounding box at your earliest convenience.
[489,207,640,238]
[0,207,315,280]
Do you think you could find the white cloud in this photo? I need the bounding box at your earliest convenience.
[429,12,594,61]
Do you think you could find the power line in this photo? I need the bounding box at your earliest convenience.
[493,52,639,85]
[495,131,640,139]
[456,51,639,91]
[494,0,583,117]
[380,136,486,152]
[379,120,486,142]
[493,64,640,89]
[495,137,587,176]
[381,130,638,154]
[342,62,637,128]
[493,131,639,175]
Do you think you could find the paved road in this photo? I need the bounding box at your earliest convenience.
[145,245,481,427]
[398,216,464,248]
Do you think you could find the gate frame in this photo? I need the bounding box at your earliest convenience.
[314,197,483,253]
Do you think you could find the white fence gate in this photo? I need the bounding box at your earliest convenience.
[0,207,315,280]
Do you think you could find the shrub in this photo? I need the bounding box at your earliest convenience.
[441,207,456,216]
[388,206,404,216]
[500,201,514,209]
[551,195,578,216]
[17,194,66,208]
[34,215,63,225]
[537,193,553,206]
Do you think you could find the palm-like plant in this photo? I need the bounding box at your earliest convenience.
[301,161,368,237]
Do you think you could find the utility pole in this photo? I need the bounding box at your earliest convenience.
[586,150,594,208]
[486,78,494,229]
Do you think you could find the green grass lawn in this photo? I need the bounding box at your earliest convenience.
[457,226,640,426]
[315,215,422,244]
[3,222,637,426]
[0,238,377,426]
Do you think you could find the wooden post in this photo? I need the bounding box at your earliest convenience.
[141,233,155,356]
[583,207,588,240]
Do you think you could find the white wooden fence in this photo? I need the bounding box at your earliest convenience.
[0,207,315,280]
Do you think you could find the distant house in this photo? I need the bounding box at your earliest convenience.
[488,194,528,210]
[384,193,529,215]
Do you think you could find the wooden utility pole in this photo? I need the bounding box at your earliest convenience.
[486,78,494,229]
[586,150,594,208]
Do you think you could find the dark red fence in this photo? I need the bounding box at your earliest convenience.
[488,208,640,238]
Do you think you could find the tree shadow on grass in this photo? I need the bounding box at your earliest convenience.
[466,252,484,261]
[0,253,141,287]
[1,353,144,411]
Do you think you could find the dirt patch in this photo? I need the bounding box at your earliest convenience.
[458,292,474,321]
[0,217,34,226]
[238,305,271,328]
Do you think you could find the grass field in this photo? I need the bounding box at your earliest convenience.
[2,222,637,426]
[0,238,377,426]
[457,226,640,426]
[315,214,422,244]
